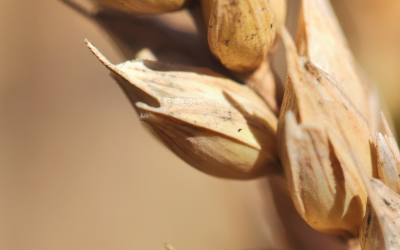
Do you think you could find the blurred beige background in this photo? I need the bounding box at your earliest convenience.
[1,1,400,250]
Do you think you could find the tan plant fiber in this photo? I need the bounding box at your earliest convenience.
[92,0,188,14]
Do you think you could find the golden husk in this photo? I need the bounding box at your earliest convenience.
[207,0,276,72]
[295,0,370,120]
[86,41,280,179]
[278,26,374,178]
[284,112,367,236]
[360,179,400,250]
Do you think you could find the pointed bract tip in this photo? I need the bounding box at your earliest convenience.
[84,40,128,81]
[84,39,119,72]
[380,111,394,138]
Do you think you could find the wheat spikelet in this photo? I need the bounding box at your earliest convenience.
[62,0,400,249]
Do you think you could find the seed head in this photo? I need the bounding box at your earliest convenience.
[86,40,279,179]
[278,26,374,178]
[207,0,276,72]
[61,0,400,245]
[283,111,367,236]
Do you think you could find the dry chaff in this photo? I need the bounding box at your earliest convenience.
[295,0,370,119]
[283,111,367,236]
[375,132,400,194]
[86,41,279,179]
[374,112,400,194]
[360,178,400,250]
[278,26,374,178]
